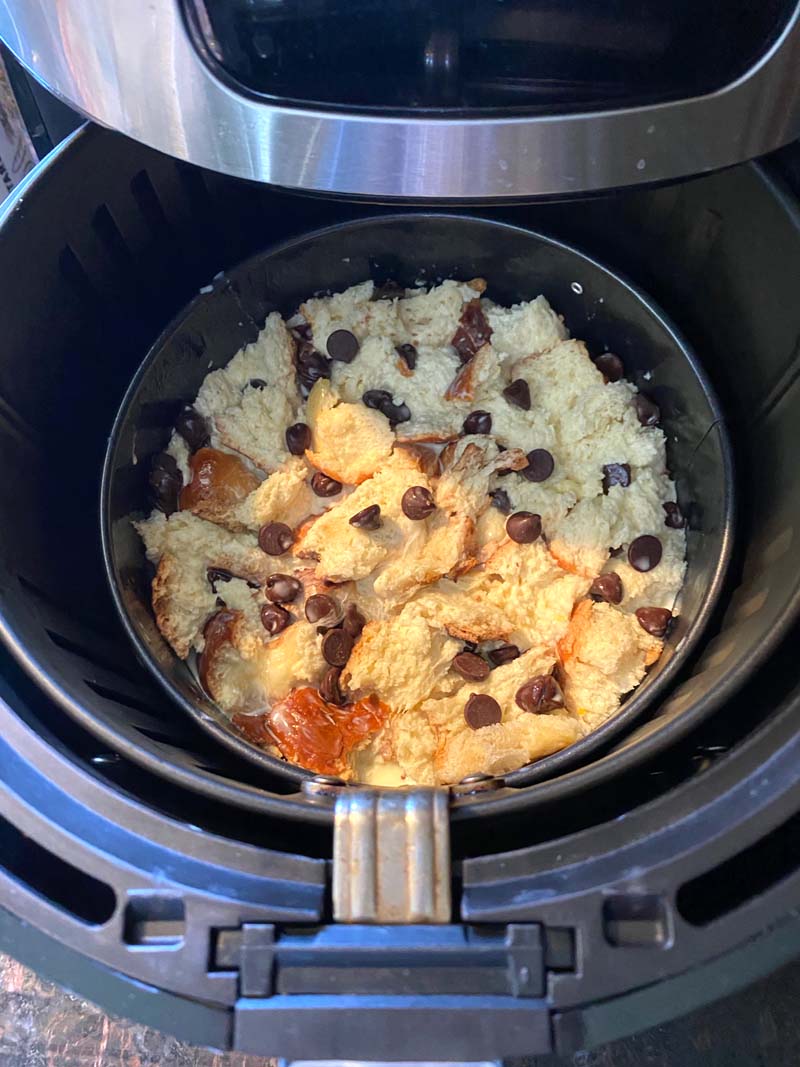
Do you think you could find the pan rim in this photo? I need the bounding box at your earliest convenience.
[100,210,735,816]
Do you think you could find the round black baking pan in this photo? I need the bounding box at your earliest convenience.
[101,213,734,787]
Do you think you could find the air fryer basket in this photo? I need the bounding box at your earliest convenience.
[0,124,797,832]
[102,214,733,786]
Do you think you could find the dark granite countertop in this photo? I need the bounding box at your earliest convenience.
[0,952,797,1066]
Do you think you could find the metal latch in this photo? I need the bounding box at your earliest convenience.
[304,773,505,924]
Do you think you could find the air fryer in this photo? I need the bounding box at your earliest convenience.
[0,0,798,1060]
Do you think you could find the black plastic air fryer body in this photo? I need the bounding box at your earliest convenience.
[0,122,798,1059]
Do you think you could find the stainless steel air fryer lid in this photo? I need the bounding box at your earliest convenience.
[102,213,733,791]
[3,1,800,198]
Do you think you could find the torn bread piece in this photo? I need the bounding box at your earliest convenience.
[399,279,486,347]
[301,280,402,351]
[486,295,568,362]
[305,378,395,484]
[558,600,662,732]
[194,313,301,472]
[137,511,273,658]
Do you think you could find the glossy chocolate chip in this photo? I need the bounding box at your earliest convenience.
[206,567,233,594]
[634,393,660,427]
[503,378,531,410]
[362,389,411,427]
[452,651,490,682]
[258,521,293,556]
[506,511,542,544]
[628,535,663,572]
[320,666,345,706]
[589,572,623,604]
[305,594,341,626]
[249,378,267,390]
[343,603,366,639]
[522,449,554,483]
[602,463,632,493]
[452,301,492,364]
[327,329,360,363]
[464,693,502,730]
[488,644,520,667]
[663,501,685,529]
[296,344,330,390]
[265,573,302,604]
[261,603,291,636]
[595,353,624,382]
[322,628,353,667]
[515,675,565,714]
[463,410,492,435]
[372,279,405,301]
[635,606,673,638]
[175,404,210,452]
[396,343,417,370]
[149,452,182,515]
[285,422,311,456]
[489,488,512,514]
[402,485,436,520]
[310,471,343,497]
[349,504,382,530]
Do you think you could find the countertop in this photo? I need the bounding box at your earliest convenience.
[0,951,797,1066]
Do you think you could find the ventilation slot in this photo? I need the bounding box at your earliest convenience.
[47,628,143,686]
[58,244,94,305]
[0,814,116,924]
[677,811,800,926]
[91,203,133,269]
[18,572,108,635]
[130,169,172,238]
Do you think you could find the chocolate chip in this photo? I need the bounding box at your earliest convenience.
[663,501,685,529]
[322,628,353,667]
[265,573,302,604]
[258,521,293,556]
[515,675,565,714]
[285,422,311,455]
[634,393,660,427]
[296,344,330,390]
[595,353,624,382]
[522,449,554,483]
[305,594,341,626]
[489,488,512,514]
[452,300,492,364]
[402,485,436,520]
[149,452,182,515]
[343,602,366,639]
[635,606,673,637]
[327,329,360,363]
[396,343,417,370]
[175,405,210,452]
[249,378,267,390]
[261,603,291,636]
[464,693,502,730]
[452,651,490,682]
[506,511,542,544]
[320,666,345,705]
[362,389,411,427]
[488,644,520,667]
[311,471,342,497]
[628,534,663,572]
[349,504,382,530]
[602,463,632,493]
[503,378,531,410]
[463,410,492,435]
[372,279,405,301]
[206,567,233,594]
[589,573,623,604]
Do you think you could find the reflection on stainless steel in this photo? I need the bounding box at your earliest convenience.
[1,0,799,198]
